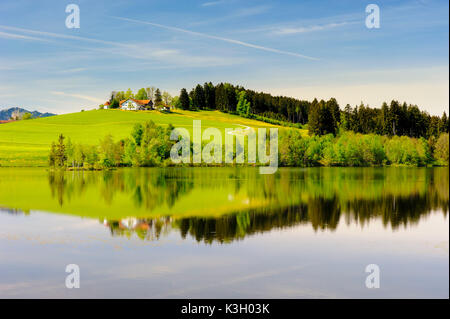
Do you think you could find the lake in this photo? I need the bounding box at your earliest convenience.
[0,167,448,298]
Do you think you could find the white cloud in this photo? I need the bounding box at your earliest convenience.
[0,30,51,42]
[0,24,134,48]
[273,21,355,35]
[56,68,87,74]
[234,5,269,18]
[201,1,227,7]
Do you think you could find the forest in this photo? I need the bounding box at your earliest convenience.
[174,82,449,140]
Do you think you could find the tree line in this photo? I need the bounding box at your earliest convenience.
[280,130,449,167]
[48,124,449,170]
[175,82,448,139]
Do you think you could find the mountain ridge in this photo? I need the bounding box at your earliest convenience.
[0,107,56,121]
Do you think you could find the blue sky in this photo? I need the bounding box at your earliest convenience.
[0,0,448,115]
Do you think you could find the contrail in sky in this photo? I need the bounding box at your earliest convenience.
[112,16,319,61]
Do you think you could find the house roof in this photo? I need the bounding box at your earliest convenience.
[104,101,110,106]
[119,99,151,107]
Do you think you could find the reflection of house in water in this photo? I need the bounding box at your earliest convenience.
[101,207,312,244]
[103,216,173,240]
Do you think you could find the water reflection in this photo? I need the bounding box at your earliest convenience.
[2,167,443,243]
[0,207,29,216]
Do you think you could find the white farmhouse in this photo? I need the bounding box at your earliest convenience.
[119,99,152,110]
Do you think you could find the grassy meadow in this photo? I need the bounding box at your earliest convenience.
[0,109,301,167]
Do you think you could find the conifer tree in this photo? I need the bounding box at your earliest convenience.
[154,88,162,106]
[179,88,190,110]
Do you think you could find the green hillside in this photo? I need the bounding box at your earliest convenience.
[0,109,303,167]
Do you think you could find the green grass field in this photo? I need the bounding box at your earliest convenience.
[0,109,306,167]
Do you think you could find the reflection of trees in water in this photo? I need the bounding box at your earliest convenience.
[48,169,195,209]
[46,167,449,243]
[306,196,341,231]
[48,172,66,206]
[175,191,447,243]
[130,170,194,211]
[48,171,91,206]
[344,193,447,229]
[103,188,448,243]
[175,205,310,244]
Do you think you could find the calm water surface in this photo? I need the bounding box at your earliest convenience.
[0,167,448,298]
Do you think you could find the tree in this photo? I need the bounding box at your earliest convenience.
[440,112,449,133]
[215,83,227,111]
[204,82,215,109]
[308,99,320,136]
[99,135,122,168]
[381,102,390,135]
[318,100,335,135]
[22,112,32,120]
[389,100,401,136]
[109,91,117,103]
[434,133,449,164]
[154,88,162,107]
[123,139,138,166]
[236,91,251,116]
[109,99,119,109]
[140,121,166,166]
[356,103,376,134]
[66,138,75,167]
[146,87,156,103]
[132,123,144,146]
[398,102,409,136]
[48,142,57,167]
[73,144,85,168]
[172,96,180,109]
[428,116,441,138]
[162,91,172,105]
[307,99,336,136]
[326,98,340,130]
[407,105,424,137]
[50,134,67,168]
[84,145,99,169]
[193,84,205,109]
[179,88,190,110]
[224,83,237,112]
[341,104,353,131]
[125,88,134,99]
[135,88,148,100]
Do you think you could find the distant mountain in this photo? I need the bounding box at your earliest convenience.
[0,107,56,121]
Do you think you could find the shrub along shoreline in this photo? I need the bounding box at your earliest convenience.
[280,130,448,167]
[48,120,449,170]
